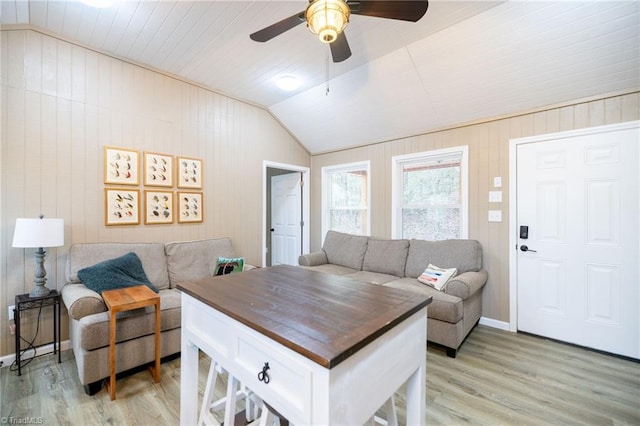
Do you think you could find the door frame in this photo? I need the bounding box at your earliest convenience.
[263,161,310,268]
[508,121,640,332]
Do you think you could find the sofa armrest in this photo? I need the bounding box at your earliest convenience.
[298,251,328,267]
[60,283,107,320]
[445,270,488,300]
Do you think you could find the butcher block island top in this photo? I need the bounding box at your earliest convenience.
[177,264,432,369]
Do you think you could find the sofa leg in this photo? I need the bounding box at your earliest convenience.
[84,380,104,396]
[446,347,458,358]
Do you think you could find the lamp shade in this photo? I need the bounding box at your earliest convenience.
[12,218,64,248]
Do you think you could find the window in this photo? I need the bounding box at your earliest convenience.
[322,161,370,237]
[392,146,468,240]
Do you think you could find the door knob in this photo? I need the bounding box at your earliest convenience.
[520,245,537,253]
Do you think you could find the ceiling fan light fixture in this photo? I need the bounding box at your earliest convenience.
[305,0,350,44]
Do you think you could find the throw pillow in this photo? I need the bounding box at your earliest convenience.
[418,263,457,291]
[77,252,158,295]
[214,257,245,276]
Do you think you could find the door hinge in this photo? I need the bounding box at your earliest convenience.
[300,180,304,187]
[300,220,304,227]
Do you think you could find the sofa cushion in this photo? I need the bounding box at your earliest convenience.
[322,231,369,271]
[67,243,170,290]
[384,278,463,324]
[77,252,158,295]
[347,271,399,285]
[165,238,236,285]
[405,239,482,278]
[76,289,182,351]
[363,239,409,277]
[299,264,358,276]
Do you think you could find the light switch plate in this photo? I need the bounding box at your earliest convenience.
[489,191,502,203]
[493,176,502,188]
[488,210,502,222]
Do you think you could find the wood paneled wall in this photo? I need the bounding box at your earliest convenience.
[309,92,640,324]
[0,29,310,357]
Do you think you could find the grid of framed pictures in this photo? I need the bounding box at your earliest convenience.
[103,146,203,226]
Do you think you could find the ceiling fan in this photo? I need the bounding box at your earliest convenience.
[250,0,429,63]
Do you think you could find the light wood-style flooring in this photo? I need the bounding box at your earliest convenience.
[1,325,638,425]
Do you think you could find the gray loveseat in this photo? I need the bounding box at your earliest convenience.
[61,237,244,395]
[299,231,488,357]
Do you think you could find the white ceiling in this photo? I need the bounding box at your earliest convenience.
[2,0,639,154]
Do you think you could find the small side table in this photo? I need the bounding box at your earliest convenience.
[14,290,61,376]
[102,285,161,401]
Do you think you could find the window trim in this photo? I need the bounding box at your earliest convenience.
[321,160,371,240]
[391,146,469,240]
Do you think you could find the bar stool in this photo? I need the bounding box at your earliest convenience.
[199,360,260,426]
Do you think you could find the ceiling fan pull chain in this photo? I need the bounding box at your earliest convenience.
[326,55,330,96]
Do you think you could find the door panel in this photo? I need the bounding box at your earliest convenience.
[516,124,639,359]
[271,173,302,266]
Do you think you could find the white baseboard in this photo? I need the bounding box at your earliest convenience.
[0,339,71,369]
[479,316,511,331]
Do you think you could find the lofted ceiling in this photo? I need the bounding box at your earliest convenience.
[1,0,639,154]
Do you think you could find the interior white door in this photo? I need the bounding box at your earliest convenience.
[516,124,639,359]
[271,173,302,266]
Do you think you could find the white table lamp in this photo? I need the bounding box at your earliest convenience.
[12,215,64,297]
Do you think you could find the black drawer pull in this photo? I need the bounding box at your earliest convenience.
[258,362,270,384]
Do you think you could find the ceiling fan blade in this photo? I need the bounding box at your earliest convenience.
[348,0,429,22]
[330,32,352,63]
[250,11,306,42]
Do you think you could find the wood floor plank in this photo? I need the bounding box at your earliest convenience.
[1,325,638,425]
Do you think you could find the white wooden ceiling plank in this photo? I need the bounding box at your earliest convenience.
[44,0,66,34]
[0,1,17,24]
[101,1,141,54]
[138,1,195,65]
[16,0,30,23]
[161,2,234,73]
[172,2,254,75]
[59,0,84,42]
[149,1,212,68]
[123,1,175,59]
[28,0,47,27]
[74,5,100,43]
[114,1,160,57]
[88,5,120,48]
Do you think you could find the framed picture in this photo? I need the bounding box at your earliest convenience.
[105,188,140,226]
[178,191,203,223]
[144,190,174,224]
[177,156,203,189]
[144,152,174,187]
[104,146,139,185]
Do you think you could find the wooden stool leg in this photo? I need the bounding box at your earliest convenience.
[198,361,221,425]
[224,374,239,426]
[371,396,398,426]
[384,396,398,426]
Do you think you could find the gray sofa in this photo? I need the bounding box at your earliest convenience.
[61,237,244,395]
[299,231,488,357]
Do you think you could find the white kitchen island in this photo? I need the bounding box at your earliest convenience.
[179,265,432,425]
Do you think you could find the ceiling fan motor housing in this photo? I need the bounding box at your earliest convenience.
[306,0,350,43]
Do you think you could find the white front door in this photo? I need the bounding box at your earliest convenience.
[515,122,639,359]
[271,173,302,266]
